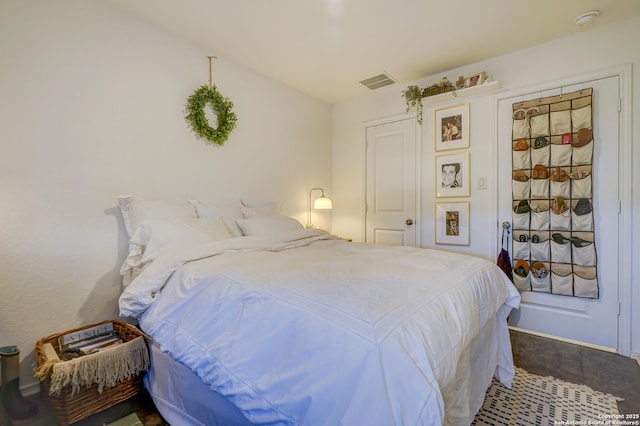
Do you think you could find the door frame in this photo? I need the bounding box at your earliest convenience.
[363,112,422,247]
[493,64,632,356]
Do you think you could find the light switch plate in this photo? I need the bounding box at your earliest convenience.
[477,176,487,190]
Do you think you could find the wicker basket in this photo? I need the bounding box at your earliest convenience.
[422,85,454,97]
[35,320,147,425]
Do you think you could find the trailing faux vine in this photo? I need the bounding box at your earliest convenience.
[185,85,237,146]
[402,85,423,125]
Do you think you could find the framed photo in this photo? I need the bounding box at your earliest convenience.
[465,71,486,87]
[435,103,469,151]
[435,202,470,245]
[435,151,470,198]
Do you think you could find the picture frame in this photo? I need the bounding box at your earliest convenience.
[434,103,469,152]
[435,151,470,198]
[435,202,470,245]
[465,71,486,87]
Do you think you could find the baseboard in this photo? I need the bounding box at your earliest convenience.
[21,380,41,397]
[509,326,619,355]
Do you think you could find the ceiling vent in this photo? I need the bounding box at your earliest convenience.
[359,72,397,90]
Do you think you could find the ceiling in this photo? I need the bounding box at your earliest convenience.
[105,0,640,104]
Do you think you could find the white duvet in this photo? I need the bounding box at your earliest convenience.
[119,229,520,426]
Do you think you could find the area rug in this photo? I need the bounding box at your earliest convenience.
[472,367,623,425]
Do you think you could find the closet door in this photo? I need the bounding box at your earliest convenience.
[497,76,620,350]
[365,117,418,246]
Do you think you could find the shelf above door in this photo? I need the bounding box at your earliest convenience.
[422,81,501,104]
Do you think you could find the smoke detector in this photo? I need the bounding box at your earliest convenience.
[574,10,600,26]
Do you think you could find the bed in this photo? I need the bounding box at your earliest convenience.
[117,196,520,426]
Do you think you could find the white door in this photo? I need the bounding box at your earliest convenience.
[365,118,418,246]
[497,76,620,349]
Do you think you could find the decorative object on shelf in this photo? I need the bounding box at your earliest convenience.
[435,151,470,198]
[422,76,454,97]
[185,56,238,146]
[306,187,332,228]
[466,71,486,87]
[435,103,469,151]
[402,84,424,125]
[421,80,502,104]
[435,202,470,245]
[455,76,466,89]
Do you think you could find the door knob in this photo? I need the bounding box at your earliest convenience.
[406,218,414,226]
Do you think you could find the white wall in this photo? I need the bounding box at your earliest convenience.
[0,0,332,391]
[331,16,640,357]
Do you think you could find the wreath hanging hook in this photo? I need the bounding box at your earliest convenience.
[185,56,238,146]
[208,56,217,90]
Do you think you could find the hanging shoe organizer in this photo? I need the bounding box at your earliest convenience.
[511,88,598,298]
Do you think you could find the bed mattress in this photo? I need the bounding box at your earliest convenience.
[120,229,520,425]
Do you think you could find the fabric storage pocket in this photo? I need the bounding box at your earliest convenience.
[550,209,571,230]
[571,105,591,131]
[572,175,592,198]
[573,240,596,266]
[531,144,550,166]
[512,267,531,291]
[512,211,530,230]
[530,114,549,138]
[551,263,574,296]
[529,178,547,199]
[512,118,529,139]
[550,144,572,167]
[550,237,571,263]
[512,273,530,291]
[572,210,593,232]
[550,179,570,199]
[530,237,550,261]
[572,141,593,165]
[531,268,550,292]
[550,110,571,134]
[512,179,530,199]
[573,266,598,298]
[513,233,530,260]
[531,209,550,230]
[512,149,530,170]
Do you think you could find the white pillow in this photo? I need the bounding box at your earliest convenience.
[190,200,244,237]
[123,217,232,270]
[241,203,280,218]
[118,195,197,237]
[236,215,303,236]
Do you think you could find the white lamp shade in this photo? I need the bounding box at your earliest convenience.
[313,196,332,210]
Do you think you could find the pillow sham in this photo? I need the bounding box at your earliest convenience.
[133,217,232,265]
[118,195,197,237]
[241,203,280,218]
[236,215,303,236]
[120,217,232,274]
[189,199,244,237]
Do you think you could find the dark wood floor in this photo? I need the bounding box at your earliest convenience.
[510,329,640,415]
[4,329,639,425]
[2,385,167,426]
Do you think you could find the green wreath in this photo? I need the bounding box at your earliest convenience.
[185,85,237,146]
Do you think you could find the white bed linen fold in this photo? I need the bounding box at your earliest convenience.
[119,229,520,426]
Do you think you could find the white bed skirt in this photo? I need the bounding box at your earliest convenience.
[144,307,514,426]
[145,341,252,426]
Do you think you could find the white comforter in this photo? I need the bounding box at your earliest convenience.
[119,229,520,426]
